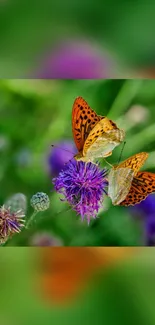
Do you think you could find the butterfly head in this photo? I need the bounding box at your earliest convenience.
[74,151,83,160]
[74,152,90,162]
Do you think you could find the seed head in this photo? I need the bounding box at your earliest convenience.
[0,206,25,244]
[30,192,50,212]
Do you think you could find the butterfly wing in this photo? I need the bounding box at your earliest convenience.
[83,118,125,159]
[119,171,155,206]
[108,167,134,205]
[114,152,149,176]
[72,97,103,152]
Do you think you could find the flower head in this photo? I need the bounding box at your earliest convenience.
[145,214,155,246]
[48,141,76,176]
[0,206,25,244]
[36,39,113,79]
[53,160,108,224]
[31,192,50,212]
[130,194,155,246]
[4,193,27,214]
[131,194,155,217]
[30,232,63,246]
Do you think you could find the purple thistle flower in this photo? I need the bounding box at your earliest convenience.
[0,206,25,244]
[53,159,108,224]
[48,141,76,176]
[130,194,155,246]
[36,39,113,79]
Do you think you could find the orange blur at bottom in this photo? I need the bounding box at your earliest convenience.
[38,247,136,305]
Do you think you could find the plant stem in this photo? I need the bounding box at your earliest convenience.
[26,211,38,229]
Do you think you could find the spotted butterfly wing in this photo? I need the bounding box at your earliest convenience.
[114,152,149,176]
[108,152,149,205]
[83,120,125,160]
[72,96,125,161]
[108,167,134,205]
[72,97,103,154]
[119,171,155,206]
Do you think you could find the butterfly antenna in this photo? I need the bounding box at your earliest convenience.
[51,144,75,155]
[118,141,126,164]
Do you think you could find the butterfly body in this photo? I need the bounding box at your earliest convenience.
[72,97,125,162]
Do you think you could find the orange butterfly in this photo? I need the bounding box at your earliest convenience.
[72,97,125,162]
[108,152,155,206]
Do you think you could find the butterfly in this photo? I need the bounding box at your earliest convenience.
[72,97,125,162]
[108,152,155,206]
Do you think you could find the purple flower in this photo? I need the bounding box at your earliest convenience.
[36,40,113,79]
[130,194,155,246]
[0,206,25,244]
[53,159,108,224]
[4,193,27,214]
[145,214,155,246]
[30,232,63,246]
[131,194,155,217]
[48,141,76,176]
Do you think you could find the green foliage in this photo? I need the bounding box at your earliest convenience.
[1,79,155,246]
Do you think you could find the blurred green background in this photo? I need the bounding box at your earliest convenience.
[1,248,155,325]
[1,79,155,246]
[1,0,155,77]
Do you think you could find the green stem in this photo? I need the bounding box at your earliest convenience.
[26,211,38,229]
[108,80,143,120]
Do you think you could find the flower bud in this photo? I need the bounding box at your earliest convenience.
[4,193,27,214]
[31,192,50,212]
